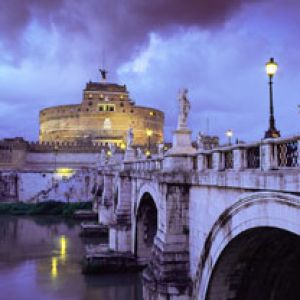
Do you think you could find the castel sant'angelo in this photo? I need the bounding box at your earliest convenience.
[39,70,164,147]
[0,70,165,202]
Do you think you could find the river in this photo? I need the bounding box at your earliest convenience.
[0,216,142,300]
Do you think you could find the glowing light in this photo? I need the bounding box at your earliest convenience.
[226,129,233,138]
[149,111,154,116]
[60,236,67,261]
[146,129,153,137]
[55,168,74,180]
[56,168,74,175]
[51,257,58,279]
[54,168,74,180]
[145,150,151,157]
[266,57,278,76]
[107,150,112,157]
[120,143,126,150]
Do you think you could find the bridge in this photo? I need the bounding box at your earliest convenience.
[92,119,300,300]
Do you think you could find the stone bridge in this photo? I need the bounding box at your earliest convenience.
[95,132,300,300]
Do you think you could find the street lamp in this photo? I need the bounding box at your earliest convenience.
[146,128,153,152]
[264,57,280,138]
[54,144,59,171]
[120,142,126,151]
[226,129,233,145]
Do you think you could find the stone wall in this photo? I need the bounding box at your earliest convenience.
[8,168,97,203]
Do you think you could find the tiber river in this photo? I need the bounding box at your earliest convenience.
[0,216,142,300]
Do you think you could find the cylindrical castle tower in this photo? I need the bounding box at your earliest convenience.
[39,73,164,147]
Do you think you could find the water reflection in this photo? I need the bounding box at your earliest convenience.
[0,216,142,300]
[51,257,58,279]
[59,235,67,261]
[50,235,67,279]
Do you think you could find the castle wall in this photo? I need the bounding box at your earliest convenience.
[40,106,164,146]
[25,152,100,170]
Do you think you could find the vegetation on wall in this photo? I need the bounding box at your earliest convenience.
[0,201,92,217]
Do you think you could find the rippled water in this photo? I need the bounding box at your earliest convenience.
[0,216,142,300]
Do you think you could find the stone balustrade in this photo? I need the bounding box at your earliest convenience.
[196,135,300,172]
[100,135,300,174]
[130,158,163,172]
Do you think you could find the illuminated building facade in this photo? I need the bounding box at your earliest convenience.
[39,74,164,146]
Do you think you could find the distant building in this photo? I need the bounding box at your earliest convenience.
[39,73,164,146]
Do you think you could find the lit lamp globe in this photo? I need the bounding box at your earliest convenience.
[120,142,126,150]
[146,129,153,137]
[226,129,233,145]
[265,57,278,77]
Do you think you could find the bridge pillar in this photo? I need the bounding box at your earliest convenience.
[212,150,224,170]
[197,153,206,171]
[109,173,132,253]
[261,140,278,170]
[98,172,114,225]
[233,147,246,170]
[143,183,191,300]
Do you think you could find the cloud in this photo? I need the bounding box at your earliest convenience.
[117,1,300,143]
[0,0,260,67]
[1,0,300,144]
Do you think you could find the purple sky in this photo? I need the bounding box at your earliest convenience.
[0,0,300,143]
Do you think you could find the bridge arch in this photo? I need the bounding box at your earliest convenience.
[194,192,300,300]
[135,185,159,264]
[136,182,160,214]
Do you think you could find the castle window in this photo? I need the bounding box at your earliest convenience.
[98,104,115,112]
[88,101,93,106]
[88,94,93,99]
[86,108,89,111]
[120,102,124,107]
[131,109,134,113]
[99,94,104,99]
[120,95,124,100]
[149,111,156,116]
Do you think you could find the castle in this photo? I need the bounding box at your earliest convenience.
[0,72,165,202]
[39,72,164,147]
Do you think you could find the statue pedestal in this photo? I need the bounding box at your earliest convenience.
[124,148,135,162]
[168,129,196,155]
[163,129,196,171]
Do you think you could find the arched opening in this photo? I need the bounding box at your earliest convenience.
[136,192,157,264]
[206,227,300,300]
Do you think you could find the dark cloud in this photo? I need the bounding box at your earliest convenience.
[0,0,257,67]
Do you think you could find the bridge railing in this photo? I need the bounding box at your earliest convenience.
[130,158,163,172]
[196,135,300,172]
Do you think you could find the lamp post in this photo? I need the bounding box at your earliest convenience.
[226,129,233,145]
[146,129,153,156]
[264,57,280,138]
[54,144,58,171]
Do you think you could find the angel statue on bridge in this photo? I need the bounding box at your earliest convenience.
[127,127,134,149]
[177,88,190,130]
